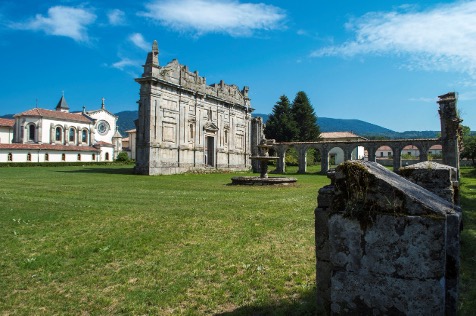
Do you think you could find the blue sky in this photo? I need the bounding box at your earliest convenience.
[1,0,475,132]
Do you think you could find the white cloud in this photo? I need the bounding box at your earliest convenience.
[109,57,141,78]
[10,6,96,42]
[108,9,125,26]
[129,33,149,51]
[111,57,140,70]
[311,2,476,77]
[458,90,476,101]
[139,0,286,36]
[408,97,436,103]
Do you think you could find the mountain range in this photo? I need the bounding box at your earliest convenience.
[1,111,439,139]
[252,114,439,139]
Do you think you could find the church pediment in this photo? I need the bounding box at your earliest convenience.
[203,122,219,131]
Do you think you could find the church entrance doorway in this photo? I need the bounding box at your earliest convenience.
[206,136,215,167]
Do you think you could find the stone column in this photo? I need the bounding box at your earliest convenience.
[64,125,69,145]
[77,128,81,145]
[343,147,352,161]
[297,145,307,174]
[438,92,461,173]
[275,145,286,174]
[250,117,264,173]
[393,146,402,172]
[419,145,429,162]
[50,124,54,144]
[37,122,42,144]
[367,145,376,162]
[320,147,329,174]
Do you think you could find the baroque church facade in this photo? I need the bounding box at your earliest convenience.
[134,41,258,175]
[0,96,122,163]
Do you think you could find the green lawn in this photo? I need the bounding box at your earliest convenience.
[1,165,475,315]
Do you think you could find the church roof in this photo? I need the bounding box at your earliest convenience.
[320,132,367,140]
[94,141,114,147]
[0,118,14,127]
[0,143,100,152]
[85,98,118,118]
[113,129,122,138]
[15,108,92,124]
[56,95,70,111]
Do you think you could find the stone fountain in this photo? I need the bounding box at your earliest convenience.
[231,139,297,185]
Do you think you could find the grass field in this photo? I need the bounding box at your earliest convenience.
[0,164,475,315]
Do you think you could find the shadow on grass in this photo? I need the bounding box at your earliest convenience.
[215,287,321,316]
[55,167,135,175]
[458,168,476,313]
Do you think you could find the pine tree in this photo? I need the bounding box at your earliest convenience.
[264,95,299,142]
[291,91,320,141]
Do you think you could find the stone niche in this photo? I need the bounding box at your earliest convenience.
[315,161,461,315]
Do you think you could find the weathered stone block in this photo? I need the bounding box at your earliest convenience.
[400,161,458,204]
[316,161,461,315]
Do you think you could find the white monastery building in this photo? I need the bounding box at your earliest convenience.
[0,118,14,144]
[134,41,257,175]
[0,96,122,163]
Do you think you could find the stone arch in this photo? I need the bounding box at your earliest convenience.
[399,142,424,168]
[375,145,394,169]
[428,144,443,160]
[284,145,299,173]
[346,143,366,161]
[307,144,322,173]
[328,146,345,167]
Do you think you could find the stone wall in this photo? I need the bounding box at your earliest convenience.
[400,161,459,205]
[315,161,461,315]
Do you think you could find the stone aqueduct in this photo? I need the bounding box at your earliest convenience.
[270,138,441,174]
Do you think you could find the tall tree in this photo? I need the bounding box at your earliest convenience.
[291,91,320,141]
[460,125,476,164]
[264,95,299,141]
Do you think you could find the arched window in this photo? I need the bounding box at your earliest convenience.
[61,153,66,161]
[45,153,49,161]
[27,153,31,161]
[55,127,62,142]
[28,124,35,141]
[82,130,88,143]
[77,153,81,161]
[105,152,110,161]
[69,128,75,142]
[7,152,12,161]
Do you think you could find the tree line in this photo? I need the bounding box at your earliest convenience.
[264,91,320,142]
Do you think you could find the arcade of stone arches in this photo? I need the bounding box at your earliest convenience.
[270,138,441,174]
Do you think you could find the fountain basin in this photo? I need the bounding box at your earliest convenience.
[231,176,297,185]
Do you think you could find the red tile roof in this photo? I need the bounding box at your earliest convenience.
[94,141,113,147]
[321,132,366,140]
[0,118,15,127]
[15,108,92,124]
[0,143,100,152]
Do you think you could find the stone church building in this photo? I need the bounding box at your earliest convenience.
[134,41,258,175]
